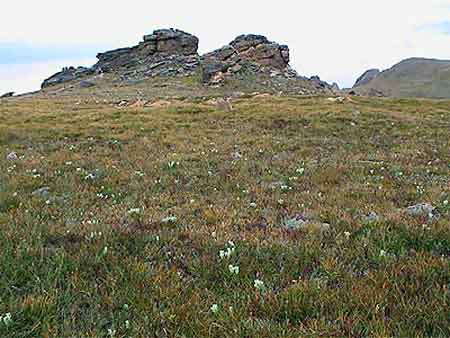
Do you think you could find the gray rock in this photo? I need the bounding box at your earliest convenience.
[79,80,95,88]
[283,213,330,232]
[284,214,308,230]
[94,29,199,77]
[32,187,51,198]
[405,203,438,219]
[6,152,18,161]
[41,66,94,88]
[362,211,380,223]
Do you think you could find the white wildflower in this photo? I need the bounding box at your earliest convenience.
[228,264,240,274]
[210,304,219,313]
[161,216,177,223]
[0,313,12,325]
[296,167,305,175]
[128,208,141,215]
[254,279,265,291]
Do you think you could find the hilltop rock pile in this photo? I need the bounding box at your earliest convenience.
[40,28,338,95]
[42,29,200,88]
[42,67,93,88]
[93,29,199,77]
[201,34,294,84]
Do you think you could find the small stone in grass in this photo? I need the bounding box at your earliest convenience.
[6,152,18,161]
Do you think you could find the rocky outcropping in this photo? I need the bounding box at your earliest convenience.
[40,28,337,95]
[353,69,380,87]
[201,34,293,84]
[42,67,93,88]
[94,29,199,76]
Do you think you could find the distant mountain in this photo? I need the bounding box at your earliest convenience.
[352,58,450,98]
[353,69,380,87]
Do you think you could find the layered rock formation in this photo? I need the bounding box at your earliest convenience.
[94,29,199,75]
[40,28,337,95]
[42,29,200,88]
[201,34,294,84]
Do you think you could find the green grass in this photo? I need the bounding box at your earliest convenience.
[0,94,449,337]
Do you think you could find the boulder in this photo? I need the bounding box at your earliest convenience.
[143,29,199,55]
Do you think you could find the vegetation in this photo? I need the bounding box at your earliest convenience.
[1,93,449,337]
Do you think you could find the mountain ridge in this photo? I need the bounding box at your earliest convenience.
[352,57,450,98]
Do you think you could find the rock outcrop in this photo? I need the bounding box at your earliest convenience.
[201,34,294,84]
[94,29,199,76]
[42,67,93,88]
[40,28,336,96]
[42,29,200,88]
[353,69,380,87]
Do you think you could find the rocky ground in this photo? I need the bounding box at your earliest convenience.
[0,93,449,337]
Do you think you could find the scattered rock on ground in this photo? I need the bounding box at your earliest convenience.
[79,80,95,88]
[283,213,330,233]
[32,187,51,198]
[208,98,233,111]
[362,211,380,223]
[6,152,18,161]
[405,203,439,220]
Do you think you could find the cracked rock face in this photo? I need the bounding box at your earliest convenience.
[201,34,292,84]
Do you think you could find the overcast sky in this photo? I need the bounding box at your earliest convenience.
[1,0,450,94]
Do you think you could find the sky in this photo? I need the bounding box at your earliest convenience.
[1,0,450,94]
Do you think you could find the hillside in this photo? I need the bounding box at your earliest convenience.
[1,91,450,337]
[353,58,450,98]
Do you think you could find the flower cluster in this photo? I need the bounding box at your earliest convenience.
[219,241,235,259]
[0,312,12,326]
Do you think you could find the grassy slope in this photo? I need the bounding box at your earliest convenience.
[0,94,450,337]
[356,58,450,98]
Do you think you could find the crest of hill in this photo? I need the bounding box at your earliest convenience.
[352,58,450,98]
[39,28,337,96]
